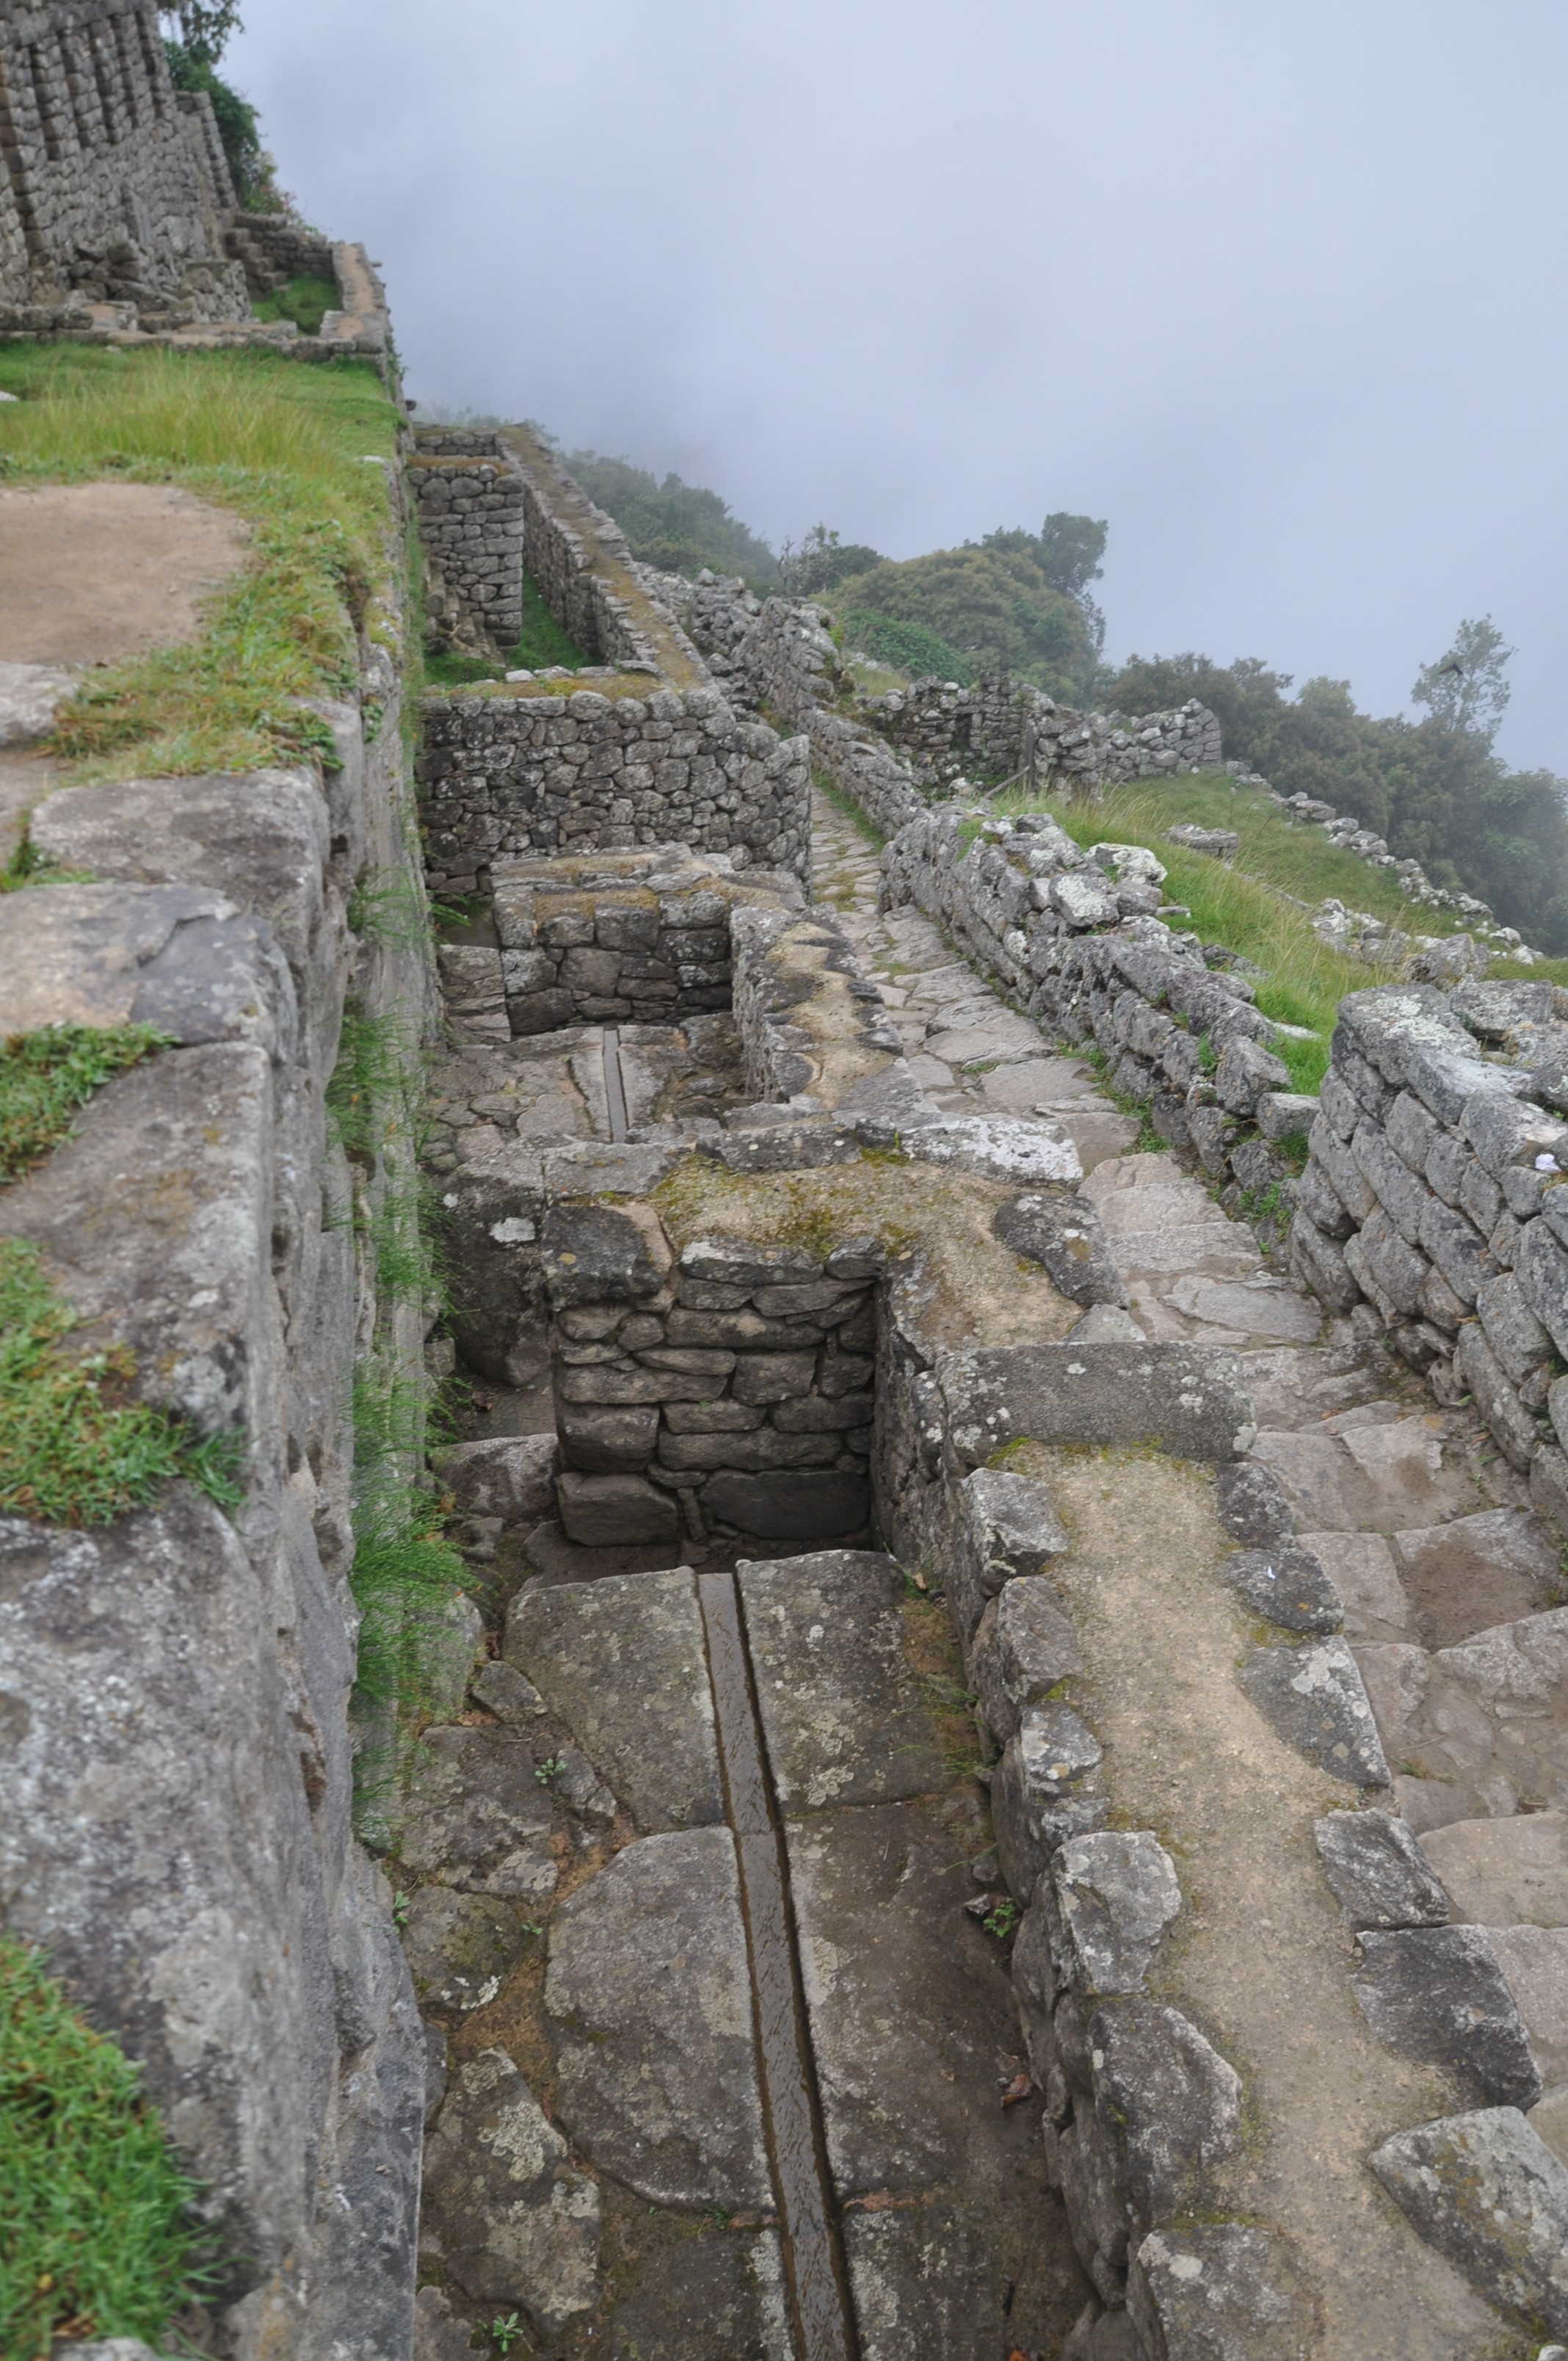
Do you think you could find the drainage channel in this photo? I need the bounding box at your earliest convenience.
[601,1024,630,1142]
[697,1568,859,2361]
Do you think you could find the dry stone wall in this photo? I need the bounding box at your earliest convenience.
[1290,978,1568,1521]
[0,0,249,322]
[408,437,526,653]
[858,672,1221,792]
[418,685,813,889]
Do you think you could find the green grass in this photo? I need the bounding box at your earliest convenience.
[0,343,399,782]
[984,774,1462,1094]
[250,272,340,337]
[424,570,590,687]
[347,1366,469,1721]
[1,1937,211,2360]
[814,768,886,851]
[1,1026,167,1184]
[327,1007,445,1300]
[0,1239,244,1526]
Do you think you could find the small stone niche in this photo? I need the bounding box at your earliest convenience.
[544,1210,882,1560]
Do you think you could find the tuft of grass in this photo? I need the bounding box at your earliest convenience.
[327,1007,444,1301]
[424,570,591,687]
[0,343,399,783]
[250,272,340,337]
[347,1366,468,1719]
[1,1026,167,1184]
[813,768,885,851]
[0,1239,244,1527]
[0,1937,213,2361]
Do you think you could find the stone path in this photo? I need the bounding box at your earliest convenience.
[810,786,1568,2355]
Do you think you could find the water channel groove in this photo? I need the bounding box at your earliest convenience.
[600,1023,630,1142]
[697,1567,860,2361]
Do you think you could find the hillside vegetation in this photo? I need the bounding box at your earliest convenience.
[566,450,780,584]
[1103,650,1568,955]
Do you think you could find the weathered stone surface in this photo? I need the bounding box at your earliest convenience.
[540,1200,661,1308]
[729,1349,819,1403]
[1488,1926,1568,2087]
[994,1190,1128,1307]
[545,1827,771,2209]
[558,1400,661,1470]
[949,1465,1071,1642]
[1129,2222,1322,2361]
[1214,1034,1290,1116]
[609,2233,792,2361]
[1089,1999,1242,2227]
[555,1470,681,1546]
[738,1551,945,1808]
[1353,1926,1542,2106]
[1049,1832,1182,1995]
[433,1433,560,1523]
[970,1575,1084,1746]
[1239,1638,1392,1785]
[940,1342,1254,1470]
[843,2204,1006,2361]
[469,1660,547,1723]
[1313,1807,1451,1929]
[993,1705,1108,1896]
[786,1799,1027,2194]
[702,1468,870,1539]
[422,2050,601,2335]
[1369,2107,1568,2334]
[505,1570,720,1832]
[396,1726,556,1898]
[680,1236,821,1288]
[399,1888,529,2014]
[412,2285,482,2361]
[1421,1813,1568,1929]
[1213,1459,1295,1547]
[1218,1543,1343,1633]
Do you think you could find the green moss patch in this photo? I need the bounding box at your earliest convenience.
[1,1026,167,1186]
[0,1239,243,1526]
[251,272,340,337]
[0,1937,211,2360]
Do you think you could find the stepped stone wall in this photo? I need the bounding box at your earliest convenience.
[0,532,433,2354]
[1291,977,1568,1523]
[0,0,249,321]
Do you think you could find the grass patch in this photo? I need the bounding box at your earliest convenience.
[0,1026,166,1183]
[424,571,591,688]
[348,1366,469,1720]
[327,1007,444,1302]
[0,1238,244,1526]
[250,272,340,337]
[0,343,399,783]
[813,768,885,852]
[1,1937,212,2360]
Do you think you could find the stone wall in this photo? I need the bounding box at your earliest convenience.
[408,435,525,653]
[0,0,249,321]
[225,211,335,297]
[1290,977,1568,1528]
[0,526,433,2354]
[418,684,814,889]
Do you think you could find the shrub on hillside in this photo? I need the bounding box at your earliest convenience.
[831,535,1099,700]
[839,609,976,686]
[566,452,779,584]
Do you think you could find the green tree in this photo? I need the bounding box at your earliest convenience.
[159,3,242,64]
[1412,615,1514,746]
[830,538,1097,699]
[780,524,885,598]
[565,452,779,585]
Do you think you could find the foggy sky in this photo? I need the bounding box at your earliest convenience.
[229,0,1568,770]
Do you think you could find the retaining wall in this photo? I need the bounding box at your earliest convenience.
[0,0,249,320]
[1290,978,1568,1526]
[0,512,433,2357]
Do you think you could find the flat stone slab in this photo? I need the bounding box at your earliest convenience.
[0,879,292,1049]
[400,1888,531,2014]
[738,1550,945,1810]
[422,2049,601,2335]
[1299,1529,1413,1642]
[1313,1807,1451,1929]
[1166,1274,1323,1341]
[1370,2107,1568,2336]
[1048,1830,1182,1996]
[1130,2222,1322,2361]
[433,1434,559,1525]
[786,1798,1027,2195]
[609,2232,791,2360]
[1488,1926,1568,2086]
[843,2204,1006,2361]
[1238,1638,1392,1786]
[1352,1926,1542,2106]
[545,1827,770,2211]
[504,1568,721,1833]
[939,1341,1255,1468]
[1390,1509,1558,1650]
[396,1726,556,1899]
[1420,1813,1568,1927]
[1251,1417,1477,1532]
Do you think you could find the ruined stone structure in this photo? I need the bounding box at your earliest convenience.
[0,0,249,320]
[6,324,1568,2361]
